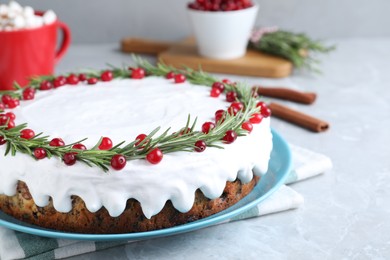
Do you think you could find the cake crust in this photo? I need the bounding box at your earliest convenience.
[0,176,260,234]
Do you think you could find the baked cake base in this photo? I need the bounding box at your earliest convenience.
[0,176,260,234]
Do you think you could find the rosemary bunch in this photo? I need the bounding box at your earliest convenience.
[249,30,335,72]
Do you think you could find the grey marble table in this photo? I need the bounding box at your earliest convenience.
[57,38,390,259]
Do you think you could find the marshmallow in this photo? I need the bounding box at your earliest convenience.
[43,9,56,24]
[8,1,23,14]
[0,5,9,16]
[23,6,34,18]
[13,15,25,28]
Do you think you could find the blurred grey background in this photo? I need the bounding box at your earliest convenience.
[14,0,389,43]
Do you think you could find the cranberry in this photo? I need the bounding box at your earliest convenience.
[0,136,6,145]
[194,140,206,152]
[23,87,35,100]
[53,76,66,88]
[135,134,148,147]
[256,101,267,109]
[66,74,80,85]
[0,102,5,111]
[6,120,15,129]
[20,129,35,140]
[131,68,146,79]
[111,154,127,170]
[101,71,113,82]
[5,112,16,120]
[230,101,244,111]
[0,115,8,125]
[146,148,163,164]
[39,80,53,91]
[202,122,215,134]
[261,107,272,118]
[166,71,175,79]
[249,113,263,124]
[49,138,65,147]
[212,82,225,92]
[241,121,253,133]
[63,152,77,166]
[174,74,186,83]
[6,98,20,109]
[210,88,221,97]
[1,95,12,105]
[222,130,237,144]
[98,137,113,150]
[78,73,87,81]
[180,127,192,136]
[215,109,226,123]
[34,148,47,160]
[226,91,237,102]
[222,79,232,84]
[87,77,98,85]
[227,106,239,116]
[72,143,87,150]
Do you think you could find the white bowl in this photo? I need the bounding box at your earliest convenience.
[187,4,259,60]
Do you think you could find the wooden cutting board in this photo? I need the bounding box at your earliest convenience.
[121,37,293,78]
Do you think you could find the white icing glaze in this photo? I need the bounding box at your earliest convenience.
[0,77,272,218]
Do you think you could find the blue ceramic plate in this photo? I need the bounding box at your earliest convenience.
[0,129,291,241]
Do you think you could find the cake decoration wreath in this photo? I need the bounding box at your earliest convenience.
[0,57,271,172]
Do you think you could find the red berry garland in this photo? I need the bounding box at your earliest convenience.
[0,59,270,172]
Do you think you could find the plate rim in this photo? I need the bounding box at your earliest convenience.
[0,129,291,241]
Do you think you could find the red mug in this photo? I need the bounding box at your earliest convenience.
[0,12,71,91]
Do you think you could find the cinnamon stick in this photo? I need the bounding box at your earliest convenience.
[254,86,316,104]
[268,102,329,132]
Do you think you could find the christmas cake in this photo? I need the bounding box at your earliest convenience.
[0,59,273,234]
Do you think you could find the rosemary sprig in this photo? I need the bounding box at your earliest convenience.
[0,57,261,172]
[249,30,335,72]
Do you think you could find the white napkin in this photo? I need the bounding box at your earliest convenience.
[0,144,332,260]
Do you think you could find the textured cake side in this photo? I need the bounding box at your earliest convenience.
[0,176,260,234]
